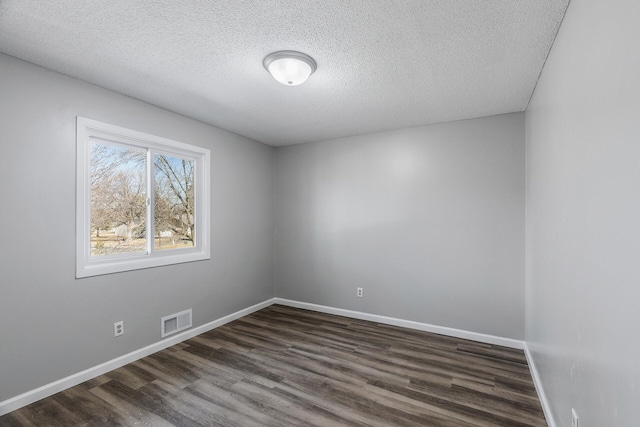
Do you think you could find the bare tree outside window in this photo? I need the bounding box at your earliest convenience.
[89,141,196,256]
[153,154,195,250]
[90,142,146,256]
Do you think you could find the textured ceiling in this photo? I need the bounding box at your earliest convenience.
[0,0,568,146]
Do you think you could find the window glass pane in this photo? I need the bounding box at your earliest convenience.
[90,141,147,256]
[153,153,195,251]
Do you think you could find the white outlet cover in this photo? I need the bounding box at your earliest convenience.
[114,321,124,337]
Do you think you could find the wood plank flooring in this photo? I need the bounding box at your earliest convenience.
[0,305,547,426]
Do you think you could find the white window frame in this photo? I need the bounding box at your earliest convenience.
[76,117,210,278]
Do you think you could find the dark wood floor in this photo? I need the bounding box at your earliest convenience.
[1,305,547,426]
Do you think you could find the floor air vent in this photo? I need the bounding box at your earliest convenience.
[161,309,192,338]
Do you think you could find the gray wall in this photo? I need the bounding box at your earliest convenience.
[525,0,640,425]
[275,113,525,339]
[0,53,274,402]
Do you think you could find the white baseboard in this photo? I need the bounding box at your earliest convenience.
[274,298,524,349]
[523,342,556,427]
[0,298,276,416]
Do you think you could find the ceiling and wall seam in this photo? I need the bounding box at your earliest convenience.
[524,0,572,111]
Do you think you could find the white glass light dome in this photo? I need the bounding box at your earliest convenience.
[263,51,317,86]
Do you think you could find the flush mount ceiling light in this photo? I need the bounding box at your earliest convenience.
[263,50,317,86]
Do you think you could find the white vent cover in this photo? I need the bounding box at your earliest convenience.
[161,309,192,338]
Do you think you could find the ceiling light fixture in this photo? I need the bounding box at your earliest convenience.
[263,50,317,86]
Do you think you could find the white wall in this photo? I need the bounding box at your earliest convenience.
[275,113,525,339]
[525,0,640,425]
[0,53,274,402]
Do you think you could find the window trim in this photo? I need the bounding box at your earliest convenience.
[76,117,210,278]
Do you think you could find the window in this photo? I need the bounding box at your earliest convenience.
[76,117,210,278]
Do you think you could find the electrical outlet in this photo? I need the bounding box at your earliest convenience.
[571,408,579,427]
[356,287,364,298]
[114,321,124,337]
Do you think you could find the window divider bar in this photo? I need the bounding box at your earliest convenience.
[146,149,154,256]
